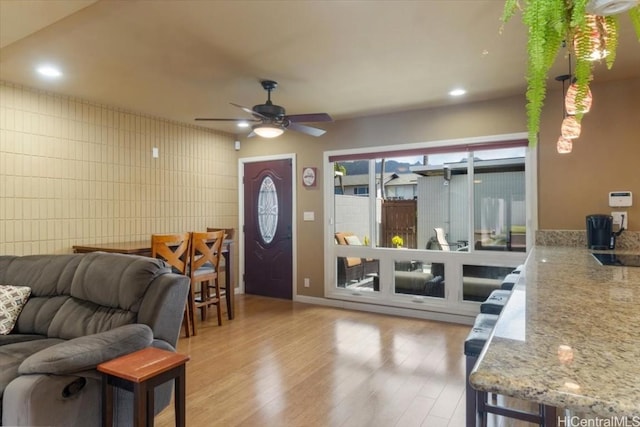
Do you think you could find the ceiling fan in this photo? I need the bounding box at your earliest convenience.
[195,80,333,138]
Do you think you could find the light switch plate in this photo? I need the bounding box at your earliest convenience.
[303,211,315,221]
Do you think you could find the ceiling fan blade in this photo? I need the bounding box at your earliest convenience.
[286,113,333,123]
[195,118,260,122]
[286,122,327,137]
[230,102,268,119]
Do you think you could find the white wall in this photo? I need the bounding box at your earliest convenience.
[334,194,370,242]
[416,170,525,248]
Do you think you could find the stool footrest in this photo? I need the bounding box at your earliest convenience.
[480,397,545,424]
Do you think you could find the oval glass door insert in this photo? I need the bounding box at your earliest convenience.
[257,176,278,244]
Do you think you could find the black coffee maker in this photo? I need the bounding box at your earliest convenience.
[586,214,615,250]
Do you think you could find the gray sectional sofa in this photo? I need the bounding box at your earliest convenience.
[0,252,190,426]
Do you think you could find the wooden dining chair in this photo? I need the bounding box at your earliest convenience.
[151,232,192,337]
[189,230,225,333]
[206,227,235,318]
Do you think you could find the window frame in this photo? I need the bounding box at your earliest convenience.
[323,132,537,317]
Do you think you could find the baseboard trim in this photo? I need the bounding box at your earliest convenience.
[293,295,475,325]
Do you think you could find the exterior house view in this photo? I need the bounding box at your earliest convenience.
[1,1,639,426]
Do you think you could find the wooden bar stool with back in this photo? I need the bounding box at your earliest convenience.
[188,230,225,334]
[207,227,235,319]
[151,232,192,337]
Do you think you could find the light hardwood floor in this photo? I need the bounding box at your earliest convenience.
[155,295,535,427]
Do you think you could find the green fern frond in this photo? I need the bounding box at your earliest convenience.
[501,0,633,149]
[545,37,565,70]
[549,0,569,34]
[501,0,519,23]
[604,16,618,69]
[520,0,569,146]
[570,0,589,28]
[525,73,546,146]
[629,6,640,42]
[573,58,593,121]
[573,15,592,60]
[523,1,551,146]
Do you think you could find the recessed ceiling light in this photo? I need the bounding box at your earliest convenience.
[449,88,466,97]
[237,121,249,128]
[36,65,62,78]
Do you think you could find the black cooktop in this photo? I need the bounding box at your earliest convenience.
[592,253,640,267]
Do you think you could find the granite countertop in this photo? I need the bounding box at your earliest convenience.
[469,246,640,417]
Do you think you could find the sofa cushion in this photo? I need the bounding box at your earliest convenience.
[47,298,140,340]
[0,334,47,346]
[345,257,362,267]
[14,296,71,336]
[463,276,502,300]
[48,253,168,339]
[0,285,31,335]
[344,235,363,245]
[0,255,80,296]
[335,233,363,267]
[19,324,153,375]
[335,232,350,245]
[0,255,81,335]
[395,271,434,294]
[0,338,64,399]
[70,252,167,310]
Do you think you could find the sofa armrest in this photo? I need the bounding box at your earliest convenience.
[138,273,190,347]
[18,324,153,375]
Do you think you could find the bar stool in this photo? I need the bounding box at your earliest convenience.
[481,269,521,315]
[480,289,511,315]
[206,227,235,319]
[500,272,521,290]
[512,264,525,274]
[465,315,554,426]
[465,313,499,427]
[187,230,225,334]
[151,233,192,337]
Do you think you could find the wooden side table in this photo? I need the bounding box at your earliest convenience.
[97,347,190,427]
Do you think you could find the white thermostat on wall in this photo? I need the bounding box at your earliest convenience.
[609,191,632,207]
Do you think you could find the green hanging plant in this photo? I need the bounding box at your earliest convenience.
[501,0,640,147]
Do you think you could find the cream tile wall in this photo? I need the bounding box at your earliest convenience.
[0,81,238,255]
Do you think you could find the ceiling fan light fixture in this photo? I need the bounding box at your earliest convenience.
[253,123,284,138]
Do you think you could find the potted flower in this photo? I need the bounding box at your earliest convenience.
[501,0,640,146]
[391,235,404,248]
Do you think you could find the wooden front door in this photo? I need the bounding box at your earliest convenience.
[243,158,293,299]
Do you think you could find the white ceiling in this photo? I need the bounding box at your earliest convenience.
[1,1,639,136]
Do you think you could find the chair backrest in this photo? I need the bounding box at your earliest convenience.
[434,227,451,251]
[151,232,191,274]
[190,230,225,276]
[206,227,235,240]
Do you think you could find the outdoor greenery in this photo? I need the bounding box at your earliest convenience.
[501,0,640,146]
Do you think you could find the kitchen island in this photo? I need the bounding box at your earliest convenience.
[470,246,640,419]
